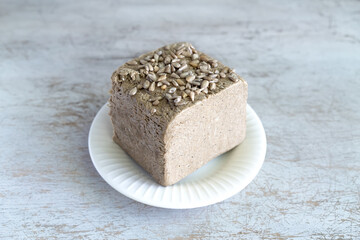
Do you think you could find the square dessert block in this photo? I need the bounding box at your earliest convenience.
[109,42,248,186]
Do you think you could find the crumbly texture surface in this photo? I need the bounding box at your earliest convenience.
[109,42,248,186]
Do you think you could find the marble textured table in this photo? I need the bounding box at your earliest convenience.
[1,0,359,239]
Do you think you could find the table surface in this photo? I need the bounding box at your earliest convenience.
[1,0,359,239]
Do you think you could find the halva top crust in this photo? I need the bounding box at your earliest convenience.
[111,42,246,121]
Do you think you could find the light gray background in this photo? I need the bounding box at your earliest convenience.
[1,0,359,239]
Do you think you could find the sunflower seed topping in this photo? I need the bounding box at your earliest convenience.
[189,91,195,101]
[116,42,243,108]
[128,60,138,65]
[176,78,186,86]
[168,87,177,94]
[171,80,179,87]
[149,82,156,92]
[201,80,209,89]
[209,82,216,90]
[158,75,167,81]
[147,72,157,82]
[186,75,196,83]
[171,73,180,78]
[129,87,137,96]
[228,73,239,82]
[174,96,182,103]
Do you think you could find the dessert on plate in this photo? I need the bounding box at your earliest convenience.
[109,42,248,186]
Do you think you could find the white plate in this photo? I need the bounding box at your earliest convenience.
[88,103,266,209]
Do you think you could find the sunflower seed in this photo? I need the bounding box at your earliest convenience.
[179,86,186,91]
[149,82,156,91]
[199,63,209,72]
[186,75,196,82]
[176,48,184,56]
[164,56,171,64]
[189,60,199,68]
[151,108,156,114]
[162,80,171,86]
[145,55,152,61]
[128,60,138,65]
[189,91,195,101]
[154,66,159,72]
[180,71,190,78]
[171,73,180,78]
[174,96,181,103]
[172,62,181,68]
[152,100,160,106]
[157,82,163,87]
[165,64,171,74]
[209,82,216,90]
[165,93,173,100]
[209,74,217,78]
[157,67,165,74]
[187,46,193,54]
[200,55,210,62]
[147,72,157,81]
[192,54,199,60]
[178,64,188,72]
[228,73,239,82]
[129,87,137,96]
[182,49,192,57]
[171,80,179,87]
[220,72,226,78]
[154,54,159,62]
[191,81,201,86]
[140,59,148,65]
[197,73,206,79]
[168,87,177,94]
[201,80,209,89]
[169,50,177,59]
[176,78,186,86]
[203,88,208,94]
[147,63,153,72]
[158,75,167,81]
[176,43,185,51]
